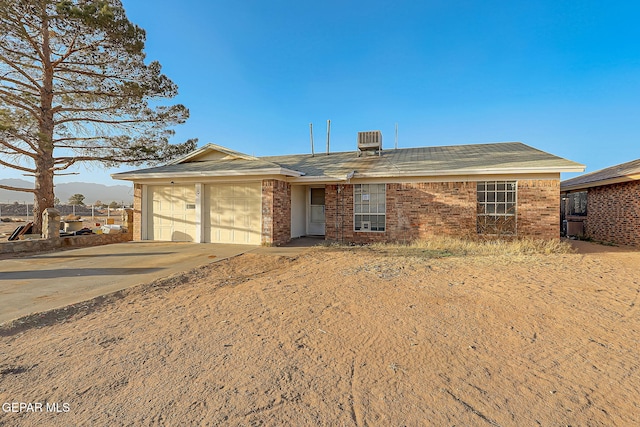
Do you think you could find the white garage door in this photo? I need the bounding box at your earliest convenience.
[147,185,196,242]
[205,183,261,244]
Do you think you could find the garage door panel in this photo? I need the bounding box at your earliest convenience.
[247,186,262,198]
[148,185,196,242]
[218,185,234,198]
[204,183,261,244]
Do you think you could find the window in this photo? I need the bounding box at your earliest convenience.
[354,184,386,231]
[477,181,516,235]
[566,191,587,216]
[310,188,325,205]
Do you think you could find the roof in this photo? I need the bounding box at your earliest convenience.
[112,141,584,182]
[561,158,640,191]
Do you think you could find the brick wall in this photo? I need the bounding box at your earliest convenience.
[517,179,560,239]
[325,182,477,244]
[584,181,640,246]
[133,183,143,241]
[325,180,561,244]
[261,179,291,246]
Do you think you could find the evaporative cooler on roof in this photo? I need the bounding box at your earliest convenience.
[357,131,382,156]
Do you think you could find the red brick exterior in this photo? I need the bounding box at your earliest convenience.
[133,183,143,241]
[325,179,561,243]
[131,178,561,244]
[584,181,640,246]
[325,182,477,244]
[517,179,560,239]
[261,179,291,246]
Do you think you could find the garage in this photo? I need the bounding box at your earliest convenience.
[147,185,197,241]
[204,183,262,244]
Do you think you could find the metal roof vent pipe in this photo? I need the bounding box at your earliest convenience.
[395,123,398,150]
[326,119,331,155]
[309,123,315,157]
[357,130,382,157]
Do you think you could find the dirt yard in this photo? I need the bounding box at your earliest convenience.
[1,241,639,426]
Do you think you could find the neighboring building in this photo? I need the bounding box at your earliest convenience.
[112,136,584,245]
[561,158,640,247]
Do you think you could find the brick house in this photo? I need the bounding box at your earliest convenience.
[561,158,640,247]
[112,137,583,245]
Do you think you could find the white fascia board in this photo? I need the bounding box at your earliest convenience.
[166,143,258,165]
[111,167,303,181]
[561,175,640,192]
[166,145,211,165]
[354,166,585,178]
[287,168,573,183]
[288,175,347,183]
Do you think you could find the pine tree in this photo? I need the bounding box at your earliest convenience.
[0,0,196,232]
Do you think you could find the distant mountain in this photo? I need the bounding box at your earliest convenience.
[0,179,133,205]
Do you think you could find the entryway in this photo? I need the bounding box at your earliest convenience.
[308,187,325,236]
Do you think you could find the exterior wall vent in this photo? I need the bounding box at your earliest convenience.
[357,130,382,156]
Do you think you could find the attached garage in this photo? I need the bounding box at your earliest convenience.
[147,185,197,241]
[114,143,304,245]
[204,183,262,244]
[145,182,262,244]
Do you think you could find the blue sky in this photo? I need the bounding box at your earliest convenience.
[5,0,640,186]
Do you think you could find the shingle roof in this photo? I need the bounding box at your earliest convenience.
[114,157,288,175]
[561,158,640,191]
[112,141,584,181]
[264,142,583,178]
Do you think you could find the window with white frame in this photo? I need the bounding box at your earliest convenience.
[354,184,386,231]
[477,181,517,235]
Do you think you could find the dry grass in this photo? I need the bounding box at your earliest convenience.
[323,236,575,259]
[402,236,574,256]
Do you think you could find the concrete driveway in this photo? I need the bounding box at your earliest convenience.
[0,241,256,325]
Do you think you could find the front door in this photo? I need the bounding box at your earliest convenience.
[308,187,325,235]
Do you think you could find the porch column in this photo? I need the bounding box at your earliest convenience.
[195,183,205,243]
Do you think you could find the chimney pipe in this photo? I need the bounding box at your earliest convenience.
[309,123,315,157]
[395,122,398,150]
[326,119,331,155]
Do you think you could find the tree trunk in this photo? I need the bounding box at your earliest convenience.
[32,155,55,234]
[32,9,55,235]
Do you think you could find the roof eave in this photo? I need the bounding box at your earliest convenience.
[290,175,348,183]
[112,167,303,181]
[167,143,259,165]
[353,166,585,178]
[561,174,640,192]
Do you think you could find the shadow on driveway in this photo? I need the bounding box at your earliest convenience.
[31,252,177,259]
[0,268,164,280]
[0,241,258,326]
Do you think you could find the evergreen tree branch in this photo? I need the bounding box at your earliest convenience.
[0,89,41,118]
[0,75,41,94]
[0,183,37,193]
[0,158,35,173]
[0,137,40,158]
[0,53,42,90]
